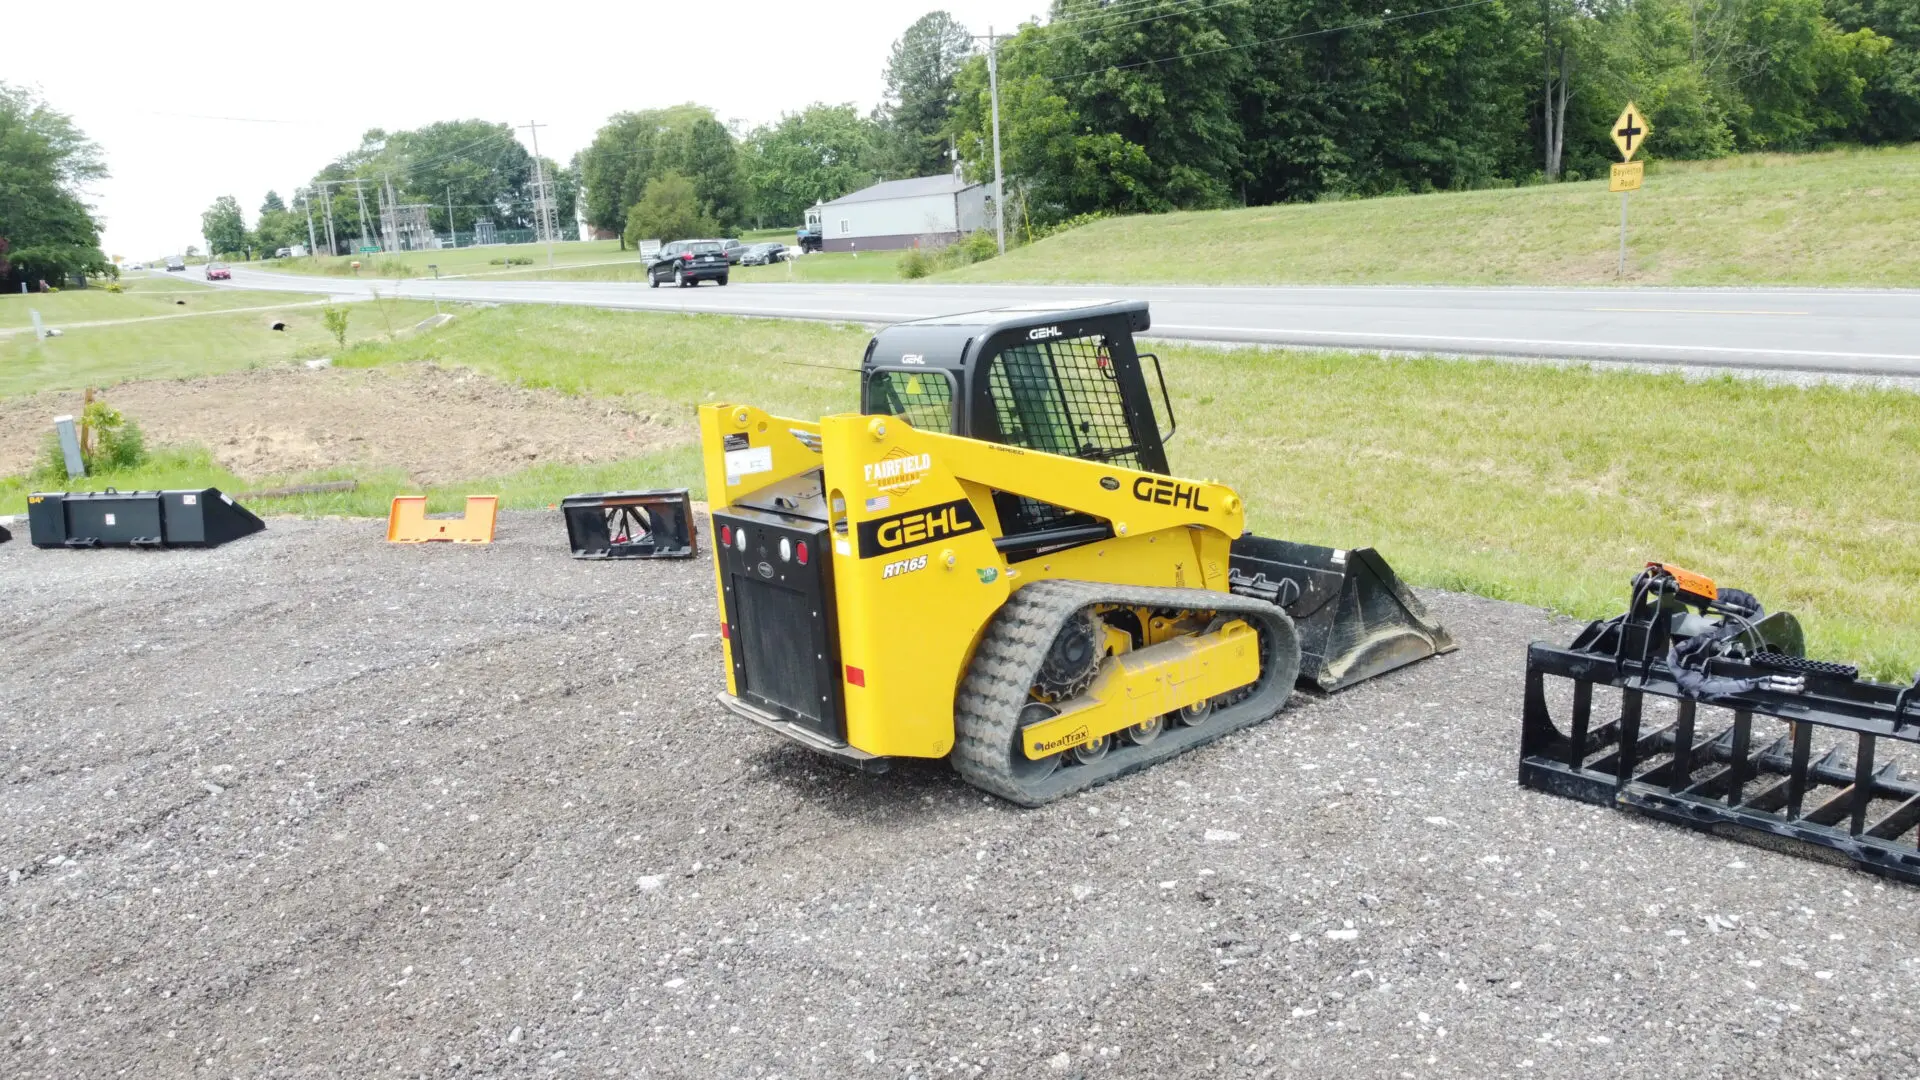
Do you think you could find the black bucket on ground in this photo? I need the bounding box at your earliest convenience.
[0,522,10,544]
[562,489,697,559]
[1228,535,1455,692]
[26,488,264,549]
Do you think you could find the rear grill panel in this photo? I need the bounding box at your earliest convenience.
[714,508,843,743]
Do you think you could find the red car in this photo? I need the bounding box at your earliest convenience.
[205,263,231,281]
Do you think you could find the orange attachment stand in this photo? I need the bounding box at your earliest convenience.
[387,495,498,544]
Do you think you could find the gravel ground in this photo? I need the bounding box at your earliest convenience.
[2,513,1914,1079]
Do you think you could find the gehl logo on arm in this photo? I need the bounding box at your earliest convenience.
[856,498,983,558]
[1132,477,1210,511]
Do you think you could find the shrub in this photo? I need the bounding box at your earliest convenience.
[321,305,350,347]
[103,281,124,294]
[36,399,148,479]
[898,248,936,279]
[487,256,534,266]
[955,229,999,264]
[375,258,417,277]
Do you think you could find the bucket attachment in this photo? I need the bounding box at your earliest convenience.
[387,495,497,544]
[0,522,11,544]
[561,489,697,559]
[26,488,264,549]
[1520,564,1920,885]
[1228,535,1454,692]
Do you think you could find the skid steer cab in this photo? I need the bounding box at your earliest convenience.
[700,300,1451,805]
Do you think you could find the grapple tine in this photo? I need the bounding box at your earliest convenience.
[1519,570,1920,885]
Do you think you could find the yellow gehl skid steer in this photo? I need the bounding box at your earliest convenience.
[700,301,1451,805]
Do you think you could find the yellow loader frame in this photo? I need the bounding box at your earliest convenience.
[701,402,1250,761]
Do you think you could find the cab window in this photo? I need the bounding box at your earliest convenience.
[867,368,954,432]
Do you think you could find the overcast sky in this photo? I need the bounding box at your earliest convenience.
[8,1,1044,259]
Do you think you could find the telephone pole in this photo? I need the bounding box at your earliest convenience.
[975,27,1007,254]
[521,121,557,267]
[315,180,338,256]
[302,189,318,256]
[447,186,458,249]
[352,178,374,253]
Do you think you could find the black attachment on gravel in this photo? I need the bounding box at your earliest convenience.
[1522,579,1920,885]
[953,579,1300,806]
[562,490,697,559]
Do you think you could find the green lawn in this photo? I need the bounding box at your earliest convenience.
[943,144,1920,287]
[5,300,1914,678]
[478,249,907,285]
[0,274,327,329]
[0,295,438,398]
[262,239,631,279]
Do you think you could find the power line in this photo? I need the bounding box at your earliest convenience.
[1055,0,1252,38]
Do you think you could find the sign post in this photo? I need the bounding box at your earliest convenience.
[1610,103,1651,278]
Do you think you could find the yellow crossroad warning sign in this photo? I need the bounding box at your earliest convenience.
[1609,161,1644,192]
[1612,103,1651,161]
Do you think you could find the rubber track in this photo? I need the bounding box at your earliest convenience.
[952,579,1302,806]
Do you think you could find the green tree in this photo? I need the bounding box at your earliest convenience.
[879,11,976,176]
[201,195,248,258]
[579,104,745,244]
[742,104,881,226]
[0,82,111,288]
[623,171,713,245]
[1828,0,1920,141]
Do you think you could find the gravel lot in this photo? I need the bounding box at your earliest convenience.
[2,513,1914,1079]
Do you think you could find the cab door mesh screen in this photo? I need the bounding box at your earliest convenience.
[986,336,1143,536]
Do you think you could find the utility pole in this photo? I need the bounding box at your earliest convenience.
[350,178,374,254]
[302,189,317,256]
[521,121,556,267]
[447,186,458,249]
[976,27,1007,255]
[315,180,338,257]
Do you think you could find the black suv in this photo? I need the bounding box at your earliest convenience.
[648,240,730,288]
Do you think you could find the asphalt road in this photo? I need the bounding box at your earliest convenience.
[6,515,1916,1078]
[213,265,1920,378]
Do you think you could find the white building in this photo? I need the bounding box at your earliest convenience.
[811,174,990,252]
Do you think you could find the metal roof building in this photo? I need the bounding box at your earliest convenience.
[809,173,990,253]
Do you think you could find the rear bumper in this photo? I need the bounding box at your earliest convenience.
[716,692,890,774]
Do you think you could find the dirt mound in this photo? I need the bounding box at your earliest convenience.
[0,363,677,484]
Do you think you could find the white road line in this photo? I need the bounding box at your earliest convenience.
[1149,323,1920,363]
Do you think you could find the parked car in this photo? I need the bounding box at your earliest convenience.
[646,240,730,288]
[739,242,787,266]
[205,262,231,281]
[165,256,186,272]
[718,238,747,265]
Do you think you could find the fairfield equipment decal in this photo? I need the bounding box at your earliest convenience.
[864,448,933,495]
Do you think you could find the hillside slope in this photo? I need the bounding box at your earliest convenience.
[943,146,1920,288]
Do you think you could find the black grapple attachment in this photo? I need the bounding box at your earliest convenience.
[1521,562,1920,885]
[562,490,697,559]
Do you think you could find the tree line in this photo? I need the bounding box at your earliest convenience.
[575,0,1915,246]
[204,120,578,260]
[0,83,112,289]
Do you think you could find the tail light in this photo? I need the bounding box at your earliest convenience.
[683,252,695,261]
[795,541,810,566]
[719,524,732,547]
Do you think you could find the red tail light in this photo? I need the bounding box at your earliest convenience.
[683,252,694,261]
[795,540,809,566]
[719,524,732,547]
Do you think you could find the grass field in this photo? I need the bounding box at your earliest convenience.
[479,249,906,285]
[0,292,438,398]
[4,302,1913,676]
[262,239,631,279]
[0,274,328,329]
[946,145,1920,287]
